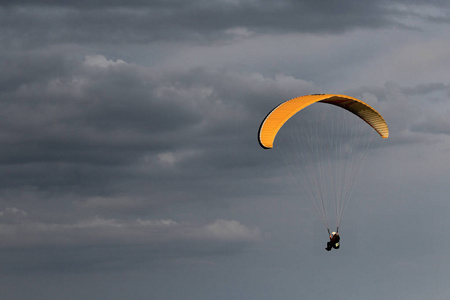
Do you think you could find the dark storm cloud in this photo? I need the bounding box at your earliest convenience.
[0,49,318,200]
[2,0,450,47]
[0,58,200,202]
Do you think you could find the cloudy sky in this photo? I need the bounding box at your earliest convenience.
[2,0,450,299]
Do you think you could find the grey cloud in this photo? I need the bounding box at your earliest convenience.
[411,110,450,135]
[0,207,260,248]
[0,206,261,273]
[377,82,450,137]
[2,0,449,48]
[403,82,449,96]
[344,82,450,147]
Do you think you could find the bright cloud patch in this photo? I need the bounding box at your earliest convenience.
[201,219,262,242]
[0,208,261,248]
[83,54,127,68]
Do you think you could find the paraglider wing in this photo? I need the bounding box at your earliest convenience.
[258,94,389,149]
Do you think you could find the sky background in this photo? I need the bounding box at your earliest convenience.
[1,0,450,299]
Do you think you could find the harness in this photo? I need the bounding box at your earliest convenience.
[327,227,339,237]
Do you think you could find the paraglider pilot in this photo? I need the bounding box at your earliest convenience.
[325,231,340,251]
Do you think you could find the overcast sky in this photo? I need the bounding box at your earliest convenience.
[2,0,450,299]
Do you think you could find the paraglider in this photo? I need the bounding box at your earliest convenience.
[258,94,388,251]
[326,231,340,251]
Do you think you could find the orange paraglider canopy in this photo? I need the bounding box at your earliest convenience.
[258,94,389,149]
